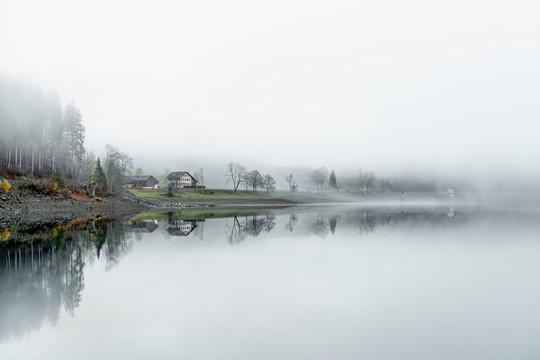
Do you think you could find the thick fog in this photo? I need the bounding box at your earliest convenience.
[1,0,540,187]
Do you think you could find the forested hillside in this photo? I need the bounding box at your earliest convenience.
[0,75,131,193]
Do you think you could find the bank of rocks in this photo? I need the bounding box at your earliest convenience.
[0,193,148,224]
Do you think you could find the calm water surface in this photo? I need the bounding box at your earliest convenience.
[1,206,540,359]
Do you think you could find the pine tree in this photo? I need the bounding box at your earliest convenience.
[63,102,86,175]
[52,165,66,190]
[329,170,338,190]
[93,158,108,195]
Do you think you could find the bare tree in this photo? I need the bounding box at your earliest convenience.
[242,172,250,191]
[225,162,246,192]
[358,169,376,193]
[79,151,96,187]
[246,170,264,191]
[162,168,171,188]
[310,167,329,192]
[193,167,205,187]
[104,144,133,192]
[285,173,299,194]
[262,174,276,194]
[285,174,295,192]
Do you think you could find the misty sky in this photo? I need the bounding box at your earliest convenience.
[1,0,539,178]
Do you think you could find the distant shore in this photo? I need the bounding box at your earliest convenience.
[0,188,462,225]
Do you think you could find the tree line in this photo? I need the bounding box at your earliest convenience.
[222,164,437,194]
[0,218,133,342]
[0,76,133,194]
[225,162,276,193]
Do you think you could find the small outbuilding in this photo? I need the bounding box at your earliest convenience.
[123,175,159,189]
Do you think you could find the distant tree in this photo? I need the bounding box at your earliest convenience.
[310,167,329,192]
[162,168,171,188]
[52,164,66,190]
[242,172,250,191]
[193,167,205,187]
[104,144,133,192]
[285,173,299,194]
[63,102,86,177]
[167,185,173,198]
[358,169,376,193]
[225,162,247,192]
[88,167,95,191]
[246,170,264,191]
[329,170,337,190]
[79,151,96,187]
[132,167,143,188]
[262,174,276,194]
[93,158,108,195]
[0,79,68,176]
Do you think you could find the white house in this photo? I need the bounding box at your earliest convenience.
[166,171,198,189]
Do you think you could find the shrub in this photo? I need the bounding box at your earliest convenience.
[52,165,66,190]
[1,179,11,194]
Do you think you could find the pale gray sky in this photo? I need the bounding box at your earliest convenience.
[1,0,539,179]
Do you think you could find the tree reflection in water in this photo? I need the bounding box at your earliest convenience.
[285,212,298,232]
[0,218,132,343]
[0,207,458,343]
[308,213,330,238]
[226,213,276,244]
[358,211,377,235]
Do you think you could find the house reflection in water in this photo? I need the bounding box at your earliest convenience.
[123,220,159,233]
[166,220,198,236]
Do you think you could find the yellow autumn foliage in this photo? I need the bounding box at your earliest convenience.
[1,179,11,194]
[1,229,10,241]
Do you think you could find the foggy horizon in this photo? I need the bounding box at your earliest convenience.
[2,0,540,187]
[4,2,540,359]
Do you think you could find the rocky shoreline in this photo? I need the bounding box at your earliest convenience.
[0,193,149,225]
[0,192,302,225]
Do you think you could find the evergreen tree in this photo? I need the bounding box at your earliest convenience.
[329,170,338,190]
[52,164,66,190]
[93,158,108,195]
[63,102,86,172]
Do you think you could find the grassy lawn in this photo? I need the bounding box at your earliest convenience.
[127,188,399,203]
[128,188,279,200]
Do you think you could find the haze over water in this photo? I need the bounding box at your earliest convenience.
[2,206,540,360]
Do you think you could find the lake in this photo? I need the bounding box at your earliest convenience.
[1,205,540,359]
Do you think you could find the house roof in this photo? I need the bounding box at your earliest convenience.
[123,221,159,233]
[123,175,158,183]
[167,171,197,182]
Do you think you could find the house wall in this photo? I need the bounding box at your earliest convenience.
[144,177,159,188]
[180,175,193,186]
